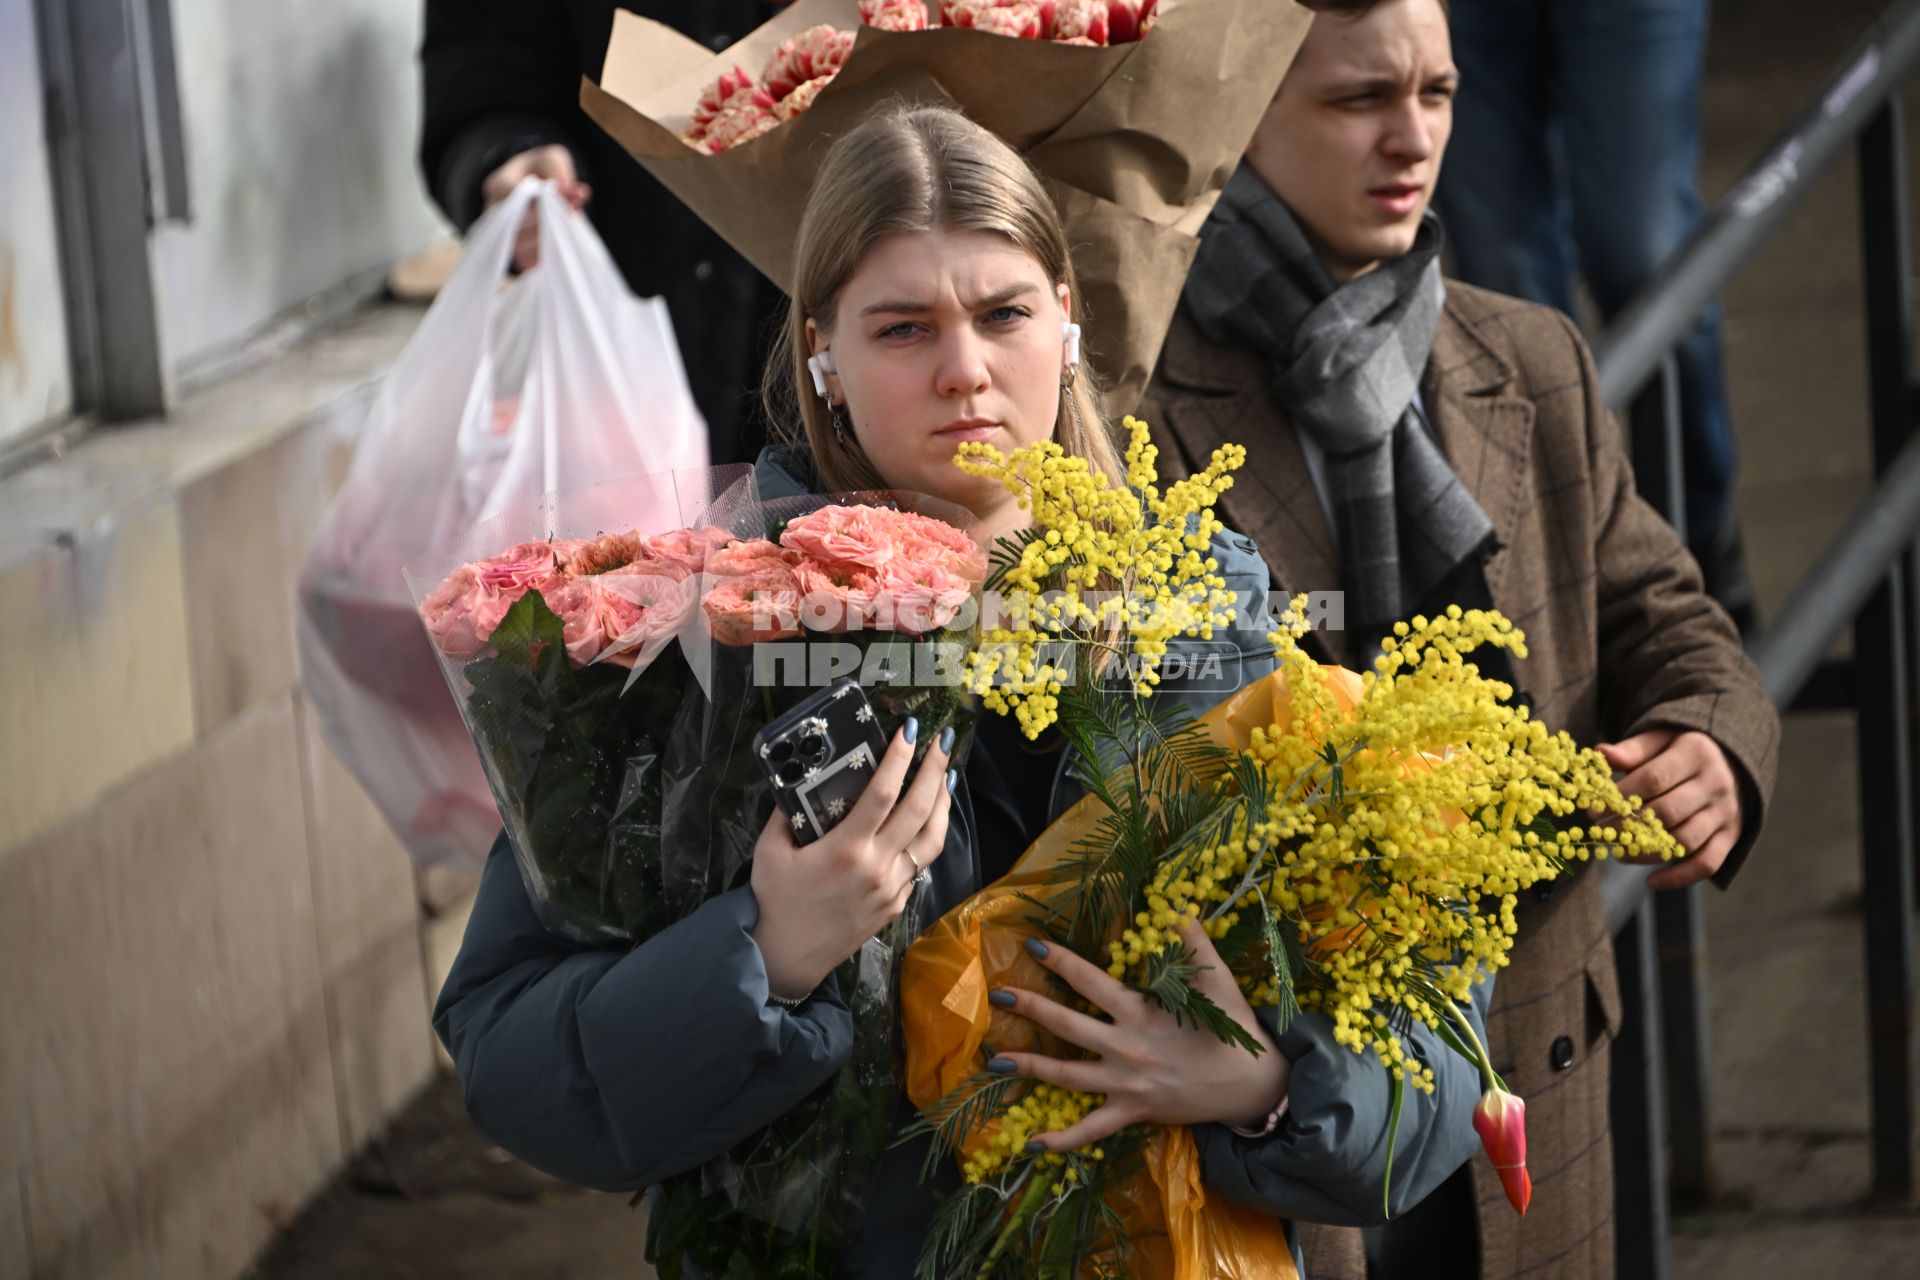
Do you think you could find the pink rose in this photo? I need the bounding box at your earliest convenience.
[703,570,804,645]
[535,577,607,665]
[593,571,697,669]
[707,538,799,578]
[563,530,647,577]
[793,559,883,633]
[473,541,565,593]
[421,564,488,658]
[780,505,902,570]
[644,525,737,575]
[875,559,976,633]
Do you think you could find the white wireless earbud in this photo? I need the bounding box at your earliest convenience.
[806,350,837,400]
[1062,321,1082,370]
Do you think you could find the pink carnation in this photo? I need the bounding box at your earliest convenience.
[1043,0,1108,43]
[703,570,804,645]
[780,505,903,570]
[862,0,931,30]
[967,3,1044,38]
[761,25,856,101]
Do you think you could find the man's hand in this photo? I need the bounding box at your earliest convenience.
[480,144,591,272]
[1596,729,1743,890]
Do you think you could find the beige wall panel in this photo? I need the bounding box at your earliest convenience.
[0,502,196,851]
[133,996,342,1280]
[179,425,336,736]
[25,1114,143,1280]
[199,696,325,1038]
[0,822,128,1165]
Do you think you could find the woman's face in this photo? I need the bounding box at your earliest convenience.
[808,228,1072,537]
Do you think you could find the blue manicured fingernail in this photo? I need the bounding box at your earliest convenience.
[1025,938,1049,960]
[903,716,919,744]
[939,725,955,753]
[988,988,1016,1009]
[946,768,958,794]
[987,1056,1018,1074]
[1024,1140,1046,1154]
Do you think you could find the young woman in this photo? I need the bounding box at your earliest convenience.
[435,103,1491,1277]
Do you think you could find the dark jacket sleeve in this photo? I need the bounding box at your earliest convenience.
[433,834,854,1192]
[419,0,591,230]
[1195,975,1496,1226]
[1561,310,1781,886]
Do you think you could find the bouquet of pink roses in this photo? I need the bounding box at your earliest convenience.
[411,480,985,944]
[407,472,984,1276]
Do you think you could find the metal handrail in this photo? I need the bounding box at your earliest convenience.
[1576,2,1920,1269]
[1597,0,1920,406]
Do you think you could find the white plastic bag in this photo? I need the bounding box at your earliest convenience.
[298,179,709,870]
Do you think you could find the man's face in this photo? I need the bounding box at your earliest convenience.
[1244,0,1457,280]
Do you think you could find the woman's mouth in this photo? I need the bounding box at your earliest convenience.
[935,418,1001,442]
[1367,183,1424,217]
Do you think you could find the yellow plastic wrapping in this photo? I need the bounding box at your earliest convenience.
[901,664,1369,1278]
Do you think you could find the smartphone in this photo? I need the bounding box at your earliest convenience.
[754,678,890,845]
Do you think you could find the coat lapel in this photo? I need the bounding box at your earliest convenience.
[1421,297,1536,603]
[1153,317,1342,633]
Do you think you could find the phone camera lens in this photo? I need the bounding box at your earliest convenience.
[798,732,829,765]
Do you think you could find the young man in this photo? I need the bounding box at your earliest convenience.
[1143,1,1779,1275]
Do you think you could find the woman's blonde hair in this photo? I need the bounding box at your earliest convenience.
[764,103,1125,494]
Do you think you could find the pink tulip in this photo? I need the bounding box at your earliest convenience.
[1472,1087,1532,1215]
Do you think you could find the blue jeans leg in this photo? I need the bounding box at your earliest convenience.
[1554,0,1738,547]
[1434,0,1578,315]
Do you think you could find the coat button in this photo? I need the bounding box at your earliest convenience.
[1550,1035,1575,1071]
[1533,881,1557,903]
[694,259,714,281]
[710,31,732,49]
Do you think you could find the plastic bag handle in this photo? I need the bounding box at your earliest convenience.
[439,177,546,319]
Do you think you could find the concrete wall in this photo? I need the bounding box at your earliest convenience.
[0,0,75,446]
[151,0,446,375]
[0,305,446,1279]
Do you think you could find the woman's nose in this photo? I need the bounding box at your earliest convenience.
[935,331,992,398]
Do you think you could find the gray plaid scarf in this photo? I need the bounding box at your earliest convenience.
[1184,167,1496,637]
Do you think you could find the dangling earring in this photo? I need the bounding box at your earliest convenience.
[830,403,850,447]
[807,350,837,400]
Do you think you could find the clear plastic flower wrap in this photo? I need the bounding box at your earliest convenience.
[403,465,984,1272]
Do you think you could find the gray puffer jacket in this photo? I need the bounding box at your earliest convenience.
[434,445,1494,1276]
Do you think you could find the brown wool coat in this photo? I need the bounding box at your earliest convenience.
[1143,282,1780,1279]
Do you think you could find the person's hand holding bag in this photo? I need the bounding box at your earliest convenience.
[482,144,592,271]
[750,721,956,1000]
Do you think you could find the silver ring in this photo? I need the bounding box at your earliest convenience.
[905,849,929,887]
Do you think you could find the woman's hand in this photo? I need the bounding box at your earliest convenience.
[749,721,954,1000]
[987,920,1290,1152]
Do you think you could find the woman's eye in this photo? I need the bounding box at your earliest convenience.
[984,306,1030,326]
[878,322,920,339]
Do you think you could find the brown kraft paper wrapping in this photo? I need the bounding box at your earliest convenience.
[581,0,1312,413]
